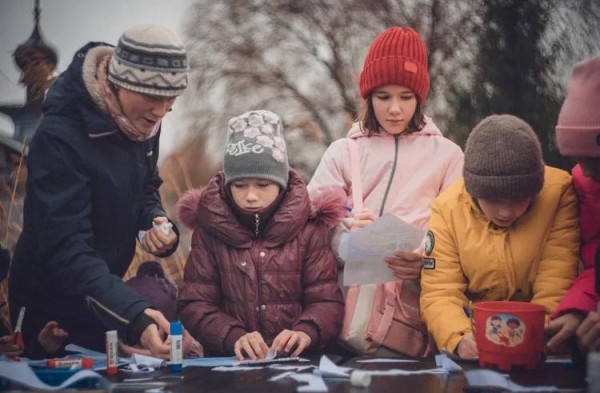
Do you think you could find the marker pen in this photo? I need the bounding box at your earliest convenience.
[106,330,118,375]
[47,357,94,369]
[170,321,183,372]
[12,306,25,348]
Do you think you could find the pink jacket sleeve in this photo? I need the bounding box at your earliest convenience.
[307,139,351,200]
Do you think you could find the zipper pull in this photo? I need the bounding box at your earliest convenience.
[255,213,260,238]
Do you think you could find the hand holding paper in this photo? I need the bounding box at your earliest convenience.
[339,213,425,285]
[385,249,424,280]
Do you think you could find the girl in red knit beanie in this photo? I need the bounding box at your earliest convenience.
[307,27,464,356]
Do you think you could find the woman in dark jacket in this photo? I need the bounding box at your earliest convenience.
[177,110,345,360]
[9,25,188,359]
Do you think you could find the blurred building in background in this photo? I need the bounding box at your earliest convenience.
[0,0,57,333]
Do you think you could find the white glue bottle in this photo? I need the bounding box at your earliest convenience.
[170,321,183,372]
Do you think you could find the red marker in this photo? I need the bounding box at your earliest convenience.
[47,357,94,369]
[12,306,25,348]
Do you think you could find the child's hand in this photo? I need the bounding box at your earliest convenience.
[544,312,584,354]
[37,321,68,355]
[577,311,600,354]
[385,250,424,280]
[141,217,177,255]
[457,333,478,359]
[350,208,377,232]
[271,329,312,357]
[0,335,23,357]
[234,331,268,360]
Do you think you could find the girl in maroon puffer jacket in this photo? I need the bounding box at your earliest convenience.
[177,110,345,360]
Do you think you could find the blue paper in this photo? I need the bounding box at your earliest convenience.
[183,356,238,368]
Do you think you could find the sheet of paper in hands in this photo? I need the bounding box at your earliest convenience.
[339,213,425,285]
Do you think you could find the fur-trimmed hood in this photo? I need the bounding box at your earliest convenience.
[177,170,347,245]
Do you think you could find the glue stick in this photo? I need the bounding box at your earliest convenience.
[106,330,118,375]
[170,321,183,372]
[47,357,94,369]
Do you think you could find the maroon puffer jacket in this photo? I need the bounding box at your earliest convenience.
[177,170,345,355]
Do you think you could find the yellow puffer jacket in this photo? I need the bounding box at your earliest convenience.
[420,166,579,353]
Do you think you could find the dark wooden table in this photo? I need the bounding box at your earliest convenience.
[104,355,587,393]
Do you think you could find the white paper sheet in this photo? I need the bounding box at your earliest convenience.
[356,358,419,363]
[0,361,105,391]
[289,373,328,392]
[434,354,462,373]
[131,353,167,368]
[362,368,447,376]
[339,213,425,285]
[464,369,558,392]
[317,355,351,378]
[212,365,257,371]
[183,356,237,368]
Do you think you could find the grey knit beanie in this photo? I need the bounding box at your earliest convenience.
[464,114,544,200]
[223,110,289,189]
[108,24,189,97]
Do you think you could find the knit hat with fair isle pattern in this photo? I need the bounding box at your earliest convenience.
[108,24,189,97]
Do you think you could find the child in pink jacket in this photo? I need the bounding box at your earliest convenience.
[547,55,600,355]
[307,27,463,356]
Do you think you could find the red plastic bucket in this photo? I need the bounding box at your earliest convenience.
[473,301,546,371]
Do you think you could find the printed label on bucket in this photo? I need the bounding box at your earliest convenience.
[485,313,525,347]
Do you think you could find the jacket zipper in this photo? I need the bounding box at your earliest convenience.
[254,213,263,331]
[254,213,260,238]
[379,135,399,216]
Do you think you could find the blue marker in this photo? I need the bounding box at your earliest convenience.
[170,321,183,372]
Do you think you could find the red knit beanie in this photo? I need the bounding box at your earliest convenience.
[555,56,600,157]
[359,27,430,103]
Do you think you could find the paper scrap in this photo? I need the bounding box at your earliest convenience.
[131,353,166,368]
[435,354,462,373]
[356,358,419,363]
[268,371,295,381]
[317,355,351,378]
[212,365,257,371]
[268,364,315,372]
[183,356,237,368]
[289,373,328,392]
[465,369,558,392]
[340,213,425,285]
[0,361,105,391]
[362,368,447,376]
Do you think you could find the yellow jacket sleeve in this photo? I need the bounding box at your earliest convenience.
[420,198,472,353]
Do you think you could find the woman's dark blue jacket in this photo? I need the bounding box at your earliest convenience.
[9,42,177,352]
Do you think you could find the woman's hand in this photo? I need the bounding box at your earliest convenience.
[139,308,171,359]
[271,329,312,357]
[234,331,269,360]
[0,335,23,357]
[37,321,68,354]
[350,208,377,232]
[141,217,177,255]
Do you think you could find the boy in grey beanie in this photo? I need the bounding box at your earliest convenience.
[421,114,579,365]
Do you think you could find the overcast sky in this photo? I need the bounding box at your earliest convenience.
[0,0,194,154]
